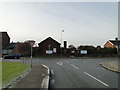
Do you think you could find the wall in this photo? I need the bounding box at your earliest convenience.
[104,41,114,48]
[39,39,60,55]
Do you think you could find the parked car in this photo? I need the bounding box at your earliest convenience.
[3,53,20,59]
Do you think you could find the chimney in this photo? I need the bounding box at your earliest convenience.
[64,41,67,49]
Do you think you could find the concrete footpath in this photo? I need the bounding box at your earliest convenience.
[100,61,120,73]
[9,63,49,88]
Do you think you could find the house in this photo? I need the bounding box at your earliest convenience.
[104,38,120,49]
[78,45,96,55]
[0,32,10,49]
[68,45,76,55]
[2,42,31,56]
[38,37,61,55]
[104,38,120,55]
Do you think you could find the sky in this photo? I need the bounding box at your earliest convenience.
[0,2,118,47]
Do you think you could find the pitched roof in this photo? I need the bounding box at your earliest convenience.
[38,37,61,45]
[3,42,31,50]
[3,43,16,49]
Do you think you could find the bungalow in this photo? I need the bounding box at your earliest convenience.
[38,37,61,55]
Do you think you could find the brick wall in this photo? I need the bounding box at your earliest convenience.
[39,38,60,55]
[104,41,114,48]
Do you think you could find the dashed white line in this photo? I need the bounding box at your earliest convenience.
[64,61,69,63]
[84,72,109,87]
[56,62,63,66]
[70,64,79,70]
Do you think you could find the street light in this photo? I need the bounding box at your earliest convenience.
[61,30,64,57]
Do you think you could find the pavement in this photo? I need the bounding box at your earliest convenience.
[8,63,49,88]
[100,61,120,73]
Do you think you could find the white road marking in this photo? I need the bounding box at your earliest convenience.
[56,62,63,66]
[84,72,109,87]
[64,61,69,63]
[70,64,79,70]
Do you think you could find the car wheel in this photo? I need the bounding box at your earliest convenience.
[15,57,17,59]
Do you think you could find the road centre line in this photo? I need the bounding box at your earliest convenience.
[84,72,109,87]
[70,64,79,70]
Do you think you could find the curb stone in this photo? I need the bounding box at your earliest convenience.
[41,64,50,89]
[100,63,120,73]
[3,67,31,89]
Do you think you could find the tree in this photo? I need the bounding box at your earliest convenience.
[18,43,31,56]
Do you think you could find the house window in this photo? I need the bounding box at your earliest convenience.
[71,51,75,53]
[46,50,53,54]
[53,48,56,53]
[81,50,87,54]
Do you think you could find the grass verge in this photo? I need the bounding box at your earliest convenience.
[2,61,30,87]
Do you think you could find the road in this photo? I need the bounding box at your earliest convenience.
[2,57,119,88]
[32,58,119,88]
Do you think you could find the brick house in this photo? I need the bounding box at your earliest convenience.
[104,38,120,55]
[2,42,31,56]
[38,37,61,55]
[104,38,120,49]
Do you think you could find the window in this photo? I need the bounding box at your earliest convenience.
[46,50,53,54]
[81,50,87,54]
[71,51,75,53]
[53,48,56,53]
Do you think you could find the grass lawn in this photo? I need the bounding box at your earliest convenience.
[2,62,30,86]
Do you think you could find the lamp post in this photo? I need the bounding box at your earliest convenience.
[61,30,64,57]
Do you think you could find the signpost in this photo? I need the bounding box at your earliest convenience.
[27,40,35,67]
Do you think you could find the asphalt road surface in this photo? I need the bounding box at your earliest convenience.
[2,57,119,88]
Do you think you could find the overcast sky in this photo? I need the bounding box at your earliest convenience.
[0,2,118,47]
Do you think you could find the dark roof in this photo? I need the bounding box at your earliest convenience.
[78,45,95,49]
[1,32,10,39]
[3,43,16,49]
[109,40,120,45]
[38,37,61,45]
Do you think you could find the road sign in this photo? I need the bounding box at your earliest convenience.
[27,40,35,46]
